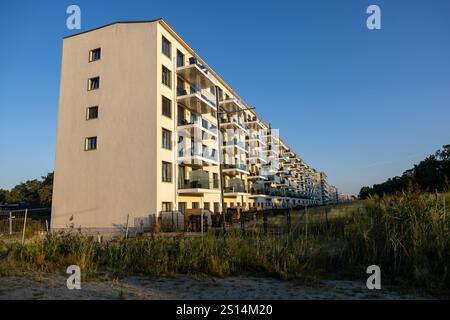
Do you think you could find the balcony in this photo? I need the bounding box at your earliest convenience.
[220,117,248,133]
[248,150,268,164]
[249,185,284,198]
[224,179,248,196]
[222,138,248,153]
[246,132,267,147]
[219,97,244,113]
[178,116,218,138]
[267,175,281,184]
[247,170,268,180]
[222,163,249,174]
[245,117,265,129]
[177,87,217,114]
[176,57,216,89]
[178,175,220,195]
[178,146,219,166]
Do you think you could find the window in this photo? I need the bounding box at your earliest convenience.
[162,36,171,57]
[162,202,172,212]
[178,202,187,214]
[85,137,97,151]
[213,173,219,188]
[89,48,101,62]
[177,77,185,96]
[87,106,98,120]
[162,161,172,182]
[203,202,210,211]
[88,77,100,90]
[214,202,220,213]
[176,50,184,67]
[192,202,199,209]
[162,66,171,88]
[162,96,172,118]
[162,128,172,150]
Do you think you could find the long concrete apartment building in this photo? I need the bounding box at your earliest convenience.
[52,19,339,231]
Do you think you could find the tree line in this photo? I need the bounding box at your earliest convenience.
[359,145,450,199]
[0,172,54,207]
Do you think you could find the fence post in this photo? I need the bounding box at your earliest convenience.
[263,212,268,235]
[287,209,291,232]
[21,209,28,245]
[304,205,308,253]
[204,215,208,233]
[201,210,204,238]
[125,214,130,239]
[9,211,13,235]
[45,220,49,235]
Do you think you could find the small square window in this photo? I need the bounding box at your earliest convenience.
[85,137,97,151]
[162,96,172,118]
[89,48,101,62]
[87,106,98,120]
[162,36,171,58]
[162,202,172,212]
[88,77,100,91]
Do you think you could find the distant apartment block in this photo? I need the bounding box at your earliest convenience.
[52,19,344,232]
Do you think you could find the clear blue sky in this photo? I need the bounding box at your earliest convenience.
[1,0,449,195]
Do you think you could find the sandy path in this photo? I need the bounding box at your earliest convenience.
[0,275,444,300]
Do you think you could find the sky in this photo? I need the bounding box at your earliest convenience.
[0,0,449,195]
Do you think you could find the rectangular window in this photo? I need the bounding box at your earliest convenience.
[213,173,219,188]
[214,202,220,213]
[162,161,172,182]
[192,202,199,209]
[85,137,97,151]
[162,36,171,58]
[89,48,101,62]
[203,202,210,211]
[88,77,100,91]
[162,202,172,212]
[162,66,171,88]
[178,202,187,214]
[162,96,172,118]
[162,128,172,150]
[87,106,98,120]
[176,50,184,67]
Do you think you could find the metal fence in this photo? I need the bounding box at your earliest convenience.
[0,206,310,240]
[0,208,50,241]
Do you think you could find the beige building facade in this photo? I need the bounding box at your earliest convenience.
[52,19,340,232]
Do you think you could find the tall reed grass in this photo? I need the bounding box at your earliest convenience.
[0,190,448,288]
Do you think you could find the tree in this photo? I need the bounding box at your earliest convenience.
[0,189,7,204]
[359,144,450,197]
[1,172,54,206]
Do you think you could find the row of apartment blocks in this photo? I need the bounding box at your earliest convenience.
[51,19,349,231]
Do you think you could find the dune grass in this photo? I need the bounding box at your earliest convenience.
[0,190,449,288]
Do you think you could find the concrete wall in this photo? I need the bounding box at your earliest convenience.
[52,22,159,230]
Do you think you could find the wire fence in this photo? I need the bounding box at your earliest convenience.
[0,205,326,241]
[0,208,50,241]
